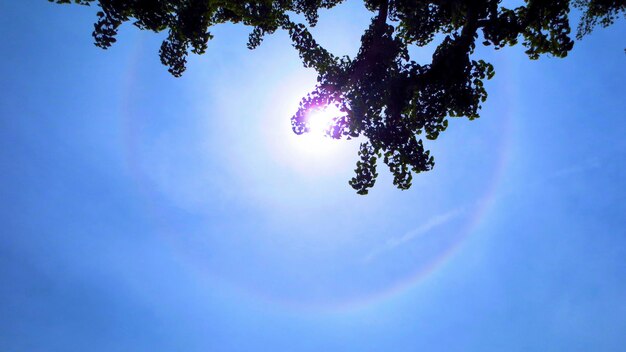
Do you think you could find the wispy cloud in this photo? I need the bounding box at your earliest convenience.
[499,156,603,198]
[363,206,466,263]
[362,156,606,264]
[543,157,601,181]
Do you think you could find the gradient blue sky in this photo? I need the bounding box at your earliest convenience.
[1,1,625,351]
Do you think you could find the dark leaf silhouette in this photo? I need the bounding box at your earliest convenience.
[51,0,625,194]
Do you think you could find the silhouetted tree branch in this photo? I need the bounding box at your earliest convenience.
[50,0,625,194]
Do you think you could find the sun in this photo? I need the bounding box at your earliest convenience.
[280,103,345,163]
[305,104,343,136]
[287,104,345,156]
[259,77,357,177]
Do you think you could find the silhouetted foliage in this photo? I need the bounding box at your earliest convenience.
[51,0,625,194]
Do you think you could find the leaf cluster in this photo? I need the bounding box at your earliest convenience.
[51,0,625,194]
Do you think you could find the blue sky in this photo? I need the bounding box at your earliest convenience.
[1,1,625,351]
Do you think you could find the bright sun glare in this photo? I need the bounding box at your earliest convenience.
[306,104,343,136]
[279,104,345,164]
